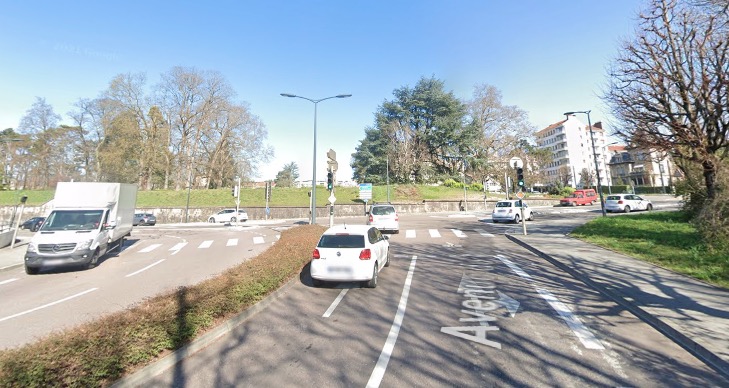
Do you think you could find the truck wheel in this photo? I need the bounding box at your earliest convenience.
[115,237,125,253]
[87,249,100,269]
[25,265,39,275]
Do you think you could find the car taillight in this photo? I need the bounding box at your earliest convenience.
[395,214,399,221]
[359,249,371,260]
[312,249,321,259]
[369,214,373,222]
[618,200,624,204]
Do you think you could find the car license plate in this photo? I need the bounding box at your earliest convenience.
[328,266,350,274]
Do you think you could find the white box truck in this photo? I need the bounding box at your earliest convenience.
[24,182,137,274]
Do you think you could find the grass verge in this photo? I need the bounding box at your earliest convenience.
[570,211,729,289]
[0,224,326,387]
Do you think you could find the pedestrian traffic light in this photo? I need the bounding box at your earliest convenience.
[327,171,333,190]
[232,186,239,197]
[516,167,524,188]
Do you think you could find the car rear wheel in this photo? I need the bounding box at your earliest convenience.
[528,212,534,221]
[646,204,653,211]
[365,265,378,288]
[624,206,631,213]
[230,217,237,223]
[208,217,216,223]
[513,214,521,224]
[385,248,391,267]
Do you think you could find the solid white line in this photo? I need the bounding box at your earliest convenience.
[226,238,238,246]
[198,240,213,248]
[0,278,18,286]
[253,236,265,245]
[126,259,165,277]
[537,288,605,350]
[496,255,532,279]
[0,288,98,323]
[139,243,162,253]
[429,229,441,238]
[367,255,417,388]
[405,230,416,238]
[322,289,349,318]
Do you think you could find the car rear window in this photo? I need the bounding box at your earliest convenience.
[606,196,621,200]
[495,202,513,208]
[318,234,365,248]
[371,206,395,215]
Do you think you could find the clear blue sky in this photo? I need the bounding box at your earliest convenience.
[0,1,643,182]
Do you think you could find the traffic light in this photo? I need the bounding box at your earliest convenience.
[327,170,333,190]
[266,181,272,201]
[516,167,525,188]
[232,186,239,197]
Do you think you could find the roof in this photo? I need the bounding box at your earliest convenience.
[536,119,567,136]
[323,224,372,235]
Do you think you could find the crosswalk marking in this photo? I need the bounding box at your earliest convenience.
[139,243,162,253]
[406,230,416,238]
[478,229,495,237]
[226,238,238,246]
[429,229,441,238]
[451,229,467,238]
[253,236,265,244]
[169,242,187,251]
[198,240,213,249]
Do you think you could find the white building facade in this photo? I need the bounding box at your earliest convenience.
[536,115,609,189]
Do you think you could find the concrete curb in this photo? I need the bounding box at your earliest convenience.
[505,233,729,380]
[111,275,300,387]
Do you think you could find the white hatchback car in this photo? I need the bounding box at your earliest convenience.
[207,209,248,223]
[492,200,534,223]
[367,204,400,233]
[310,224,391,288]
[605,194,653,213]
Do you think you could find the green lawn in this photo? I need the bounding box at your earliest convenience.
[570,211,729,289]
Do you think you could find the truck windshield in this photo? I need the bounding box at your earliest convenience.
[40,210,104,231]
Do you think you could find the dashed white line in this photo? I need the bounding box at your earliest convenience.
[0,278,19,286]
[126,259,166,277]
[0,288,98,323]
[139,243,162,253]
[537,288,605,350]
[496,255,532,279]
[367,255,417,388]
[322,289,349,318]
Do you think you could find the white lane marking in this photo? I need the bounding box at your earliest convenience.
[198,240,213,249]
[126,259,166,277]
[496,255,532,280]
[169,242,187,255]
[367,255,417,388]
[478,229,494,237]
[405,230,416,238]
[0,288,98,323]
[227,238,238,246]
[537,288,605,350]
[0,278,19,286]
[429,229,441,238]
[322,289,349,318]
[451,229,467,238]
[139,243,162,253]
[253,236,265,245]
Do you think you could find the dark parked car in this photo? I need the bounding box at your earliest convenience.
[133,213,157,226]
[21,217,45,232]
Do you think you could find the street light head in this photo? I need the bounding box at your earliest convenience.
[563,111,576,116]
[335,94,352,98]
[280,93,297,98]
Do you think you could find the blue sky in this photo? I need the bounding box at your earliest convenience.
[0,1,643,182]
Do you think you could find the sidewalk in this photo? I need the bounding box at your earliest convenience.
[506,231,729,379]
[0,236,28,271]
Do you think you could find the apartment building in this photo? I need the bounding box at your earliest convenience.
[607,145,679,191]
[536,115,609,188]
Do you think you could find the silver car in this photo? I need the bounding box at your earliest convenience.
[492,200,534,223]
[367,204,399,234]
[207,209,248,223]
[605,194,653,213]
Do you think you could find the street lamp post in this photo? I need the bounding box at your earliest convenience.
[281,93,352,224]
[564,110,606,217]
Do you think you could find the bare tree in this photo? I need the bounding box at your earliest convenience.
[603,0,729,200]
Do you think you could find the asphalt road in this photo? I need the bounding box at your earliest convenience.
[0,223,280,350]
[139,201,722,387]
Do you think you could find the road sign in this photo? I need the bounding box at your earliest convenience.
[327,149,338,173]
[509,157,523,169]
[516,190,525,199]
[359,183,373,200]
[328,193,336,204]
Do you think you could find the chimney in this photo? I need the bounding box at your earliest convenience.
[593,121,603,129]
